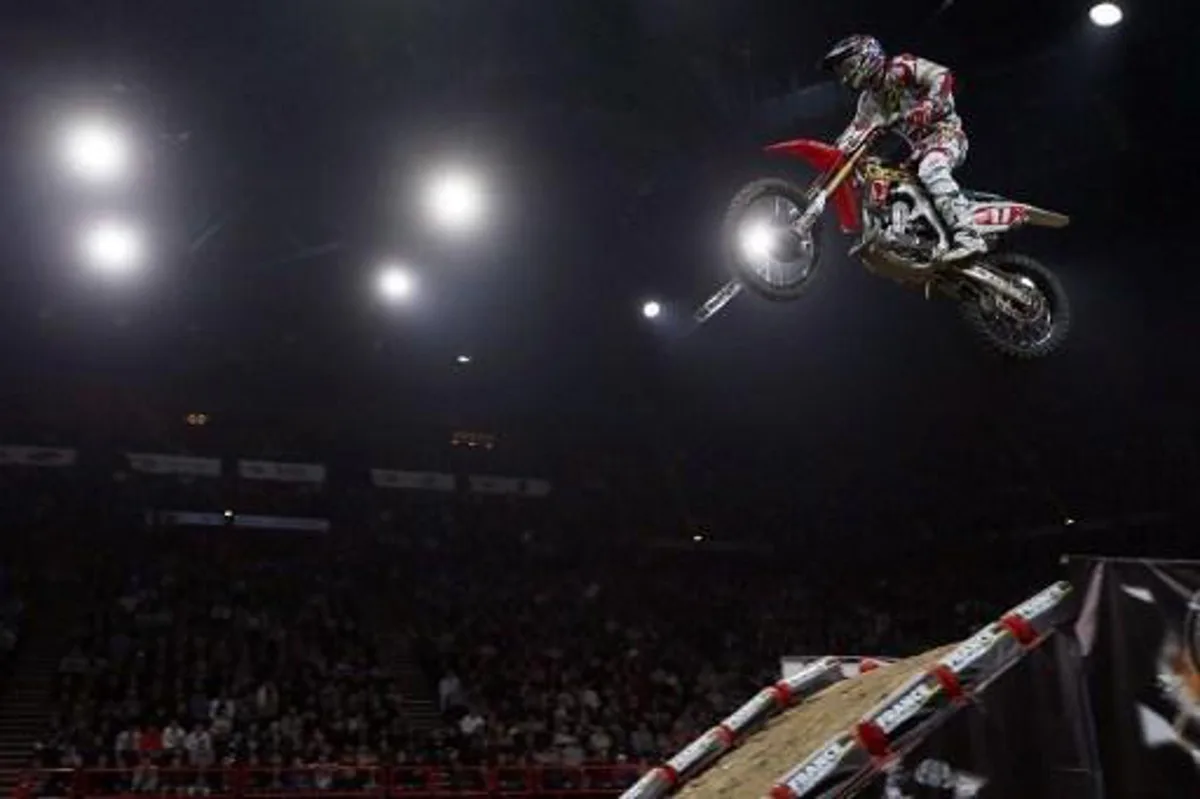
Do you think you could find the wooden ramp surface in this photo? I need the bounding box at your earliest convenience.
[678,645,958,799]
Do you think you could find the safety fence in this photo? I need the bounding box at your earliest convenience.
[12,765,646,799]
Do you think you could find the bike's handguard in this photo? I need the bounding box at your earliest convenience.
[763,139,862,233]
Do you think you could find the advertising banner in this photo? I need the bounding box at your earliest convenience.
[150,510,330,533]
[127,452,222,477]
[238,460,326,483]
[0,445,77,467]
[468,475,552,496]
[370,469,456,492]
[1073,557,1200,797]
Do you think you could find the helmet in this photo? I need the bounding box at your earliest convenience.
[821,35,887,91]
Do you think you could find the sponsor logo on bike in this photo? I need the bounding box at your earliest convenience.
[972,204,1028,228]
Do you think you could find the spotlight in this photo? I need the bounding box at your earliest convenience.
[642,300,662,320]
[61,118,131,184]
[426,169,485,232]
[1089,2,1123,27]
[456,355,472,364]
[81,219,144,274]
[377,264,415,302]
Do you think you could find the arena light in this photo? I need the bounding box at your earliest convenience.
[641,300,662,320]
[1089,2,1123,27]
[81,219,144,274]
[377,263,416,302]
[425,169,485,232]
[61,117,132,184]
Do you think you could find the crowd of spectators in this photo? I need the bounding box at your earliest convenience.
[17,490,1056,797]
[397,500,1041,772]
[31,539,417,795]
[1,419,1191,797]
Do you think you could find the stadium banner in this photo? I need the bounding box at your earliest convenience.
[782,655,896,680]
[1071,557,1200,797]
[238,459,326,483]
[233,514,331,532]
[148,510,330,533]
[468,475,552,497]
[370,469,456,492]
[0,445,77,467]
[127,452,222,477]
[853,633,1102,798]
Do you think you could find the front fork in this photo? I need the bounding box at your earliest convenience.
[695,144,869,325]
[695,183,836,325]
[798,145,866,236]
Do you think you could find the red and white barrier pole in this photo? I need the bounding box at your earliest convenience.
[619,657,843,799]
[766,580,1075,797]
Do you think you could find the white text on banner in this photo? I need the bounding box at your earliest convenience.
[0,445,77,467]
[151,510,330,533]
[127,453,222,477]
[468,475,553,497]
[370,469,456,492]
[238,460,327,483]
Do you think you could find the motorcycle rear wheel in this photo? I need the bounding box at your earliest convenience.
[958,253,1071,359]
[722,178,826,301]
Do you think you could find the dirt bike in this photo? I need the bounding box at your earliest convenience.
[708,123,1072,359]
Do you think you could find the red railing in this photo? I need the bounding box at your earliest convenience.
[14,764,647,799]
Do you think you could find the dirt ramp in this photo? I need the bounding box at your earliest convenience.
[678,646,958,799]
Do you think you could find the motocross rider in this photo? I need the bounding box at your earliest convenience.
[821,35,986,260]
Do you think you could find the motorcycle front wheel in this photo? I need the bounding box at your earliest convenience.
[959,253,1071,359]
[722,178,825,301]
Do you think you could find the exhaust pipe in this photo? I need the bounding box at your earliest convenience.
[959,264,1035,304]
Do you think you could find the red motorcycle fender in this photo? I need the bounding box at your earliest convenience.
[764,138,861,232]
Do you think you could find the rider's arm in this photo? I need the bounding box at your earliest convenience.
[893,54,956,128]
[835,93,879,152]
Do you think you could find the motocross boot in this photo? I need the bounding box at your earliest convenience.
[935,195,987,261]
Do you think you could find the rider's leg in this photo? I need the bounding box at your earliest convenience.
[916,142,986,259]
